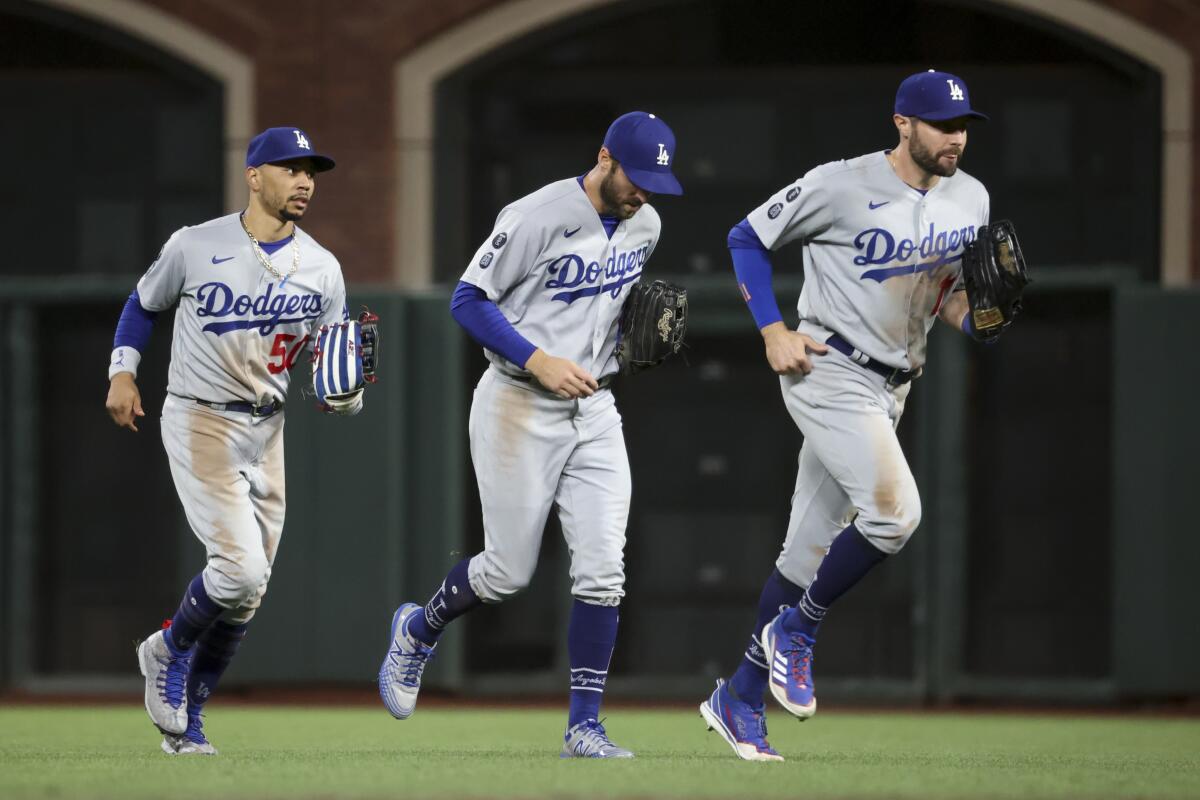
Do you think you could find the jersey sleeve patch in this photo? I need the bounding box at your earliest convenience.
[746,174,833,251]
[461,206,538,301]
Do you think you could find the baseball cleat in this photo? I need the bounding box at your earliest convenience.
[762,614,817,720]
[378,602,437,720]
[699,678,784,762]
[136,629,190,735]
[560,719,635,759]
[161,711,217,756]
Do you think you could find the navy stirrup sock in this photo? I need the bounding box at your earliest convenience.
[783,522,888,640]
[187,621,248,714]
[165,573,223,653]
[409,557,482,646]
[729,568,806,704]
[567,599,619,728]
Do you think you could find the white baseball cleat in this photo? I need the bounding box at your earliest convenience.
[378,602,437,720]
[136,629,190,735]
[560,719,634,759]
[161,712,217,756]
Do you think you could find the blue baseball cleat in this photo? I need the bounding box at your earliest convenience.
[162,711,217,756]
[761,613,817,720]
[136,629,190,735]
[560,719,634,759]
[699,678,784,762]
[378,602,436,720]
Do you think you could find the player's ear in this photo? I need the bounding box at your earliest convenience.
[598,146,614,172]
[245,166,260,191]
[893,114,910,139]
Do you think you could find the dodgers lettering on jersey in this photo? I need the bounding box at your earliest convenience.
[461,178,661,377]
[543,244,650,303]
[137,213,349,404]
[747,151,989,370]
[194,281,324,335]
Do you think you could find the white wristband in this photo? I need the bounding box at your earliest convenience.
[108,347,141,380]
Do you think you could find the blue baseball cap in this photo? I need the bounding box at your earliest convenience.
[602,111,683,196]
[245,126,336,172]
[895,70,989,122]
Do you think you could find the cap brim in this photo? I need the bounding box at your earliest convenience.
[267,154,337,172]
[623,166,683,196]
[917,109,989,122]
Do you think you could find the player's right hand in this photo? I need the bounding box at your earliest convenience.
[525,349,599,399]
[761,322,829,375]
[106,372,145,432]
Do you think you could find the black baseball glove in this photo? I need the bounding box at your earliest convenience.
[961,220,1030,341]
[616,280,688,374]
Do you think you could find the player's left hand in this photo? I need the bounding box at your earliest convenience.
[106,372,145,432]
[761,322,828,375]
[526,349,598,399]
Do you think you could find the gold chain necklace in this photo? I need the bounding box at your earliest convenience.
[240,213,299,282]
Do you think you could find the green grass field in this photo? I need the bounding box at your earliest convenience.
[1,705,1198,799]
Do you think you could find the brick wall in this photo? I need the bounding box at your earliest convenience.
[133,0,1200,283]
[138,0,505,284]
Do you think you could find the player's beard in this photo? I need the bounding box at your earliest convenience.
[599,169,642,220]
[909,131,961,178]
[264,187,308,222]
[278,195,307,222]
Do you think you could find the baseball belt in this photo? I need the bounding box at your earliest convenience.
[496,367,614,392]
[195,398,283,418]
[824,333,917,387]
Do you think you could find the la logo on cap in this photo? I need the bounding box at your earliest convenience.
[601,110,683,195]
[245,126,337,171]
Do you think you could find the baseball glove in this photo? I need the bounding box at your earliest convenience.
[312,309,379,415]
[961,220,1030,341]
[616,279,688,374]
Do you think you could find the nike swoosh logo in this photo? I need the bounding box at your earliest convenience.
[564,226,582,238]
[211,255,235,264]
[868,201,889,210]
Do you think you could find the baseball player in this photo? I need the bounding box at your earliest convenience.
[105,127,353,755]
[699,71,991,761]
[377,112,683,758]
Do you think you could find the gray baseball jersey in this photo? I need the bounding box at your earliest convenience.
[130,212,348,404]
[744,150,991,593]
[748,151,989,370]
[458,176,664,608]
[460,178,661,378]
[110,212,348,619]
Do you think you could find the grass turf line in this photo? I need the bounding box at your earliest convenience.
[1,706,1198,799]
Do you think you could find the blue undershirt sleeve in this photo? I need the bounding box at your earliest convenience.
[729,219,785,330]
[450,281,539,369]
[113,289,158,351]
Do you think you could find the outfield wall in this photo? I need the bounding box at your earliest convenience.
[1,275,1196,703]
